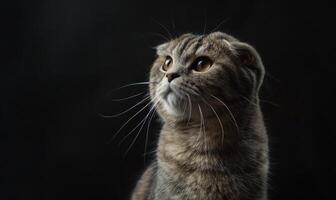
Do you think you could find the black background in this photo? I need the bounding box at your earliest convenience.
[1,0,333,200]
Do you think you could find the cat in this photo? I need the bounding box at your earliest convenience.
[131,32,269,200]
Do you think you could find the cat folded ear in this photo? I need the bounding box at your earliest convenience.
[231,42,259,67]
[236,48,256,66]
[230,41,265,92]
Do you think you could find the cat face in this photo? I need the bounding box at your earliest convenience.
[149,32,264,120]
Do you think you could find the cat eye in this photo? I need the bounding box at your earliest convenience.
[191,56,213,72]
[161,56,173,72]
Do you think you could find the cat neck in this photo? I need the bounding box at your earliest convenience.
[156,104,265,171]
[156,117,236,174]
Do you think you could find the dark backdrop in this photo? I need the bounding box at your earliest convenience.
[1,0,333,200]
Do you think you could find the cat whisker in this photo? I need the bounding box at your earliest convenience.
[147,32,171,43]
[202,9,207,35]
[210,103,225,145]
[151,18,173,40]
[198,104,208,153]
[117,81,158,89]
[118,117,147,146]
[123,100,159,157]
[107,81,158,96]
[107,95,159,144]
[100,95,151,118]
[111,92,148,102]
[193,93,225,145]
[200,97,225,145]
[117,103,156,146]
[142,149,157,156]
[197,104,202,135]
[144,108,156,164]
[186,94,192,127]
[181,85,200,97]
[189,89,200,96]
[189,91,224,143]
[169,14,176,36]
[202,107,207,152]
[181,97,188,117]
[209,17,230,33]
[259,99,280,107]
[211,95,240,135]
[238,95,259,107]
[240,95,280,108]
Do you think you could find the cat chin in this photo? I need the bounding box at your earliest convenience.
[162,93,186,117]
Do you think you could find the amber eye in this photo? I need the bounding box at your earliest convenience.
[161,56,173,71]
[192,56,213,72]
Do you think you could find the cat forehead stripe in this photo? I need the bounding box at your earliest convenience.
[176,35,195,55]
[173,36,204,62]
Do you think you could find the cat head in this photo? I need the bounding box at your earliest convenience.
[149,32,265,122]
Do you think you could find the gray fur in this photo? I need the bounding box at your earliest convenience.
[131,32,269,200]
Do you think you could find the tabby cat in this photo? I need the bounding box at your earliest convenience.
[131,32,269,200]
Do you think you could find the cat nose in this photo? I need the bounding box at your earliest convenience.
[166,72,180,82]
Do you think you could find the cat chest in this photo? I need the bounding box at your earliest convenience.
[157,162,239,200]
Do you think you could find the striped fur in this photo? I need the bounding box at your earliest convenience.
[131,32,268,200]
